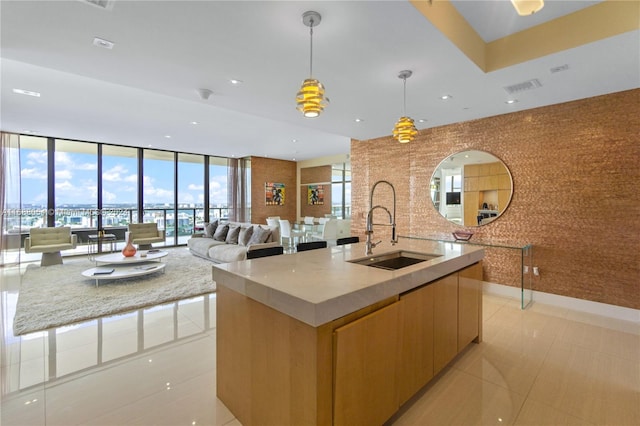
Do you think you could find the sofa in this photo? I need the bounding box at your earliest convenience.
[187,220,281,263]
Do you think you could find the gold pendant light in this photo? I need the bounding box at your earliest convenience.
[392,70,417,144]
[511,0,544,16]
[296,11,328,118]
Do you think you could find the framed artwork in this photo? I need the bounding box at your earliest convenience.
[265,182,285,205]
[307,184,324,205]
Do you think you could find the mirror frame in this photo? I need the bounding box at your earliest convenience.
[430,150,513,227]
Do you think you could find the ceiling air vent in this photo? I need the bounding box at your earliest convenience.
[503,79,542,95]
[80,0,114,10]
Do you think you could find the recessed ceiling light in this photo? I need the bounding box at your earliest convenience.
[229,79,243,85]
[13,88,41,97]
[505,99,518,104]
[354,118,363,123]
[164,135,171,139]
[93,37,114,49]
[22,129,36,134]
[292,139,297,143]
[440,95,452,100]
[147,144,153,147]
[191,121,199,125]
[418,119,427,123]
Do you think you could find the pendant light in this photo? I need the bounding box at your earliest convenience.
[296,11,328,118]
[511,0,544,16]
[392,70,417,144]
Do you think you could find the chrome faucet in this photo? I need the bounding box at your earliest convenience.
[365,180,397,255]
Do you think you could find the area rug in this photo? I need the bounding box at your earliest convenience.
[13,247,216,335]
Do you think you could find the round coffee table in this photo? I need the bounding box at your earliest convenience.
[83,250,168,286]
[93,250,168,265]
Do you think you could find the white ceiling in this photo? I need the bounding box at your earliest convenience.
[1,1,638,161]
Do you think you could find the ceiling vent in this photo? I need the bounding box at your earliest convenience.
[80,0,114,10]
[503,79,542,95]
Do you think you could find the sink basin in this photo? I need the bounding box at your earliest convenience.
[349,250,442,270]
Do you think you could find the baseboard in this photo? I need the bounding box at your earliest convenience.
[483,282,640,323]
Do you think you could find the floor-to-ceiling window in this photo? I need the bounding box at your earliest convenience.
[18,136,48,229]
[101,145,139,232]
[54,139,98,229]
[9,134,249,259]
[142,150,175,247]
[332,162,351,219]
[209,156,228,220]
[177,153,204,245]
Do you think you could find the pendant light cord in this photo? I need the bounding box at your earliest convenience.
[403,76,407,116]
[309,19,314,77]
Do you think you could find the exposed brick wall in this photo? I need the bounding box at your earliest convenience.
[352,89,640,309]
[300,165,332,218]
[250,157,297,225]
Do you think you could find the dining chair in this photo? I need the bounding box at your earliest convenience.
[246,245,284,259]
[266,218,280,227]
[336,236,360,246]
[296,241,327,252]
[278,219,305,248]
[310,219,338,245]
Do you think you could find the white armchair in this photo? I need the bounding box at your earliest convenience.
[128,223,165,250]
[24,226,78,266]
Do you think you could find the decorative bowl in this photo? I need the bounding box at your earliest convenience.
[452,230,474,241]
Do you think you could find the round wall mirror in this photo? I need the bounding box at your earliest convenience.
[430,150,513,227]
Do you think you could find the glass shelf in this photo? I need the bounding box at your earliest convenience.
[400,234,533,309]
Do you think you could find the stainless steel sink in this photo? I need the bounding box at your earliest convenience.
[348,250,442,270]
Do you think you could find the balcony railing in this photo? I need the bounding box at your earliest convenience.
[1,207,234,264]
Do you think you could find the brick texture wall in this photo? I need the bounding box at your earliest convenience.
[250,157,297,225]
[352,89,640,310]
[300,165,332,218]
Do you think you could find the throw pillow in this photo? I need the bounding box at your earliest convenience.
[213,224,229,241]
[238,226,254,246]
[204,220,218,238]
[247,226,271,245]
[225,225,241,244]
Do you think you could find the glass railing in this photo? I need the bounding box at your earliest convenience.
[1,207,234,264]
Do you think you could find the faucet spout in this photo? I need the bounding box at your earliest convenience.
[365,180,398,255]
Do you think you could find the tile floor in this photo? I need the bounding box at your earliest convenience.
[1,260,638,425]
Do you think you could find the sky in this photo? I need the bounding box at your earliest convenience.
[20,148,229,207]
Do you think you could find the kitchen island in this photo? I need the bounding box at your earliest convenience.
[213,238,484,425]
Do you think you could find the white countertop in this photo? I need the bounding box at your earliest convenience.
[212,238,484,327]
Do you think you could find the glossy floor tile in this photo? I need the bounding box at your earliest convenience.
[1,261,639,426]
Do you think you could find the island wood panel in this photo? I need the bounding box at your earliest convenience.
[397,282,435,406]
[216,284,399,425]
[216,285,251,422]
[433,273,459,374]
[458,261,483,348]
[333,302,400,426]
[216,285,333,426]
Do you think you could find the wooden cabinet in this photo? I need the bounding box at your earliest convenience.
[433,273,459,374]
[397,283,434,405]
[333,302,400,426]
[463,161,511,225]
[458,262,483,348]
[218,261,483,425]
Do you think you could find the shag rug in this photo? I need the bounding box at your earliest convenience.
[13,248,216,335]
